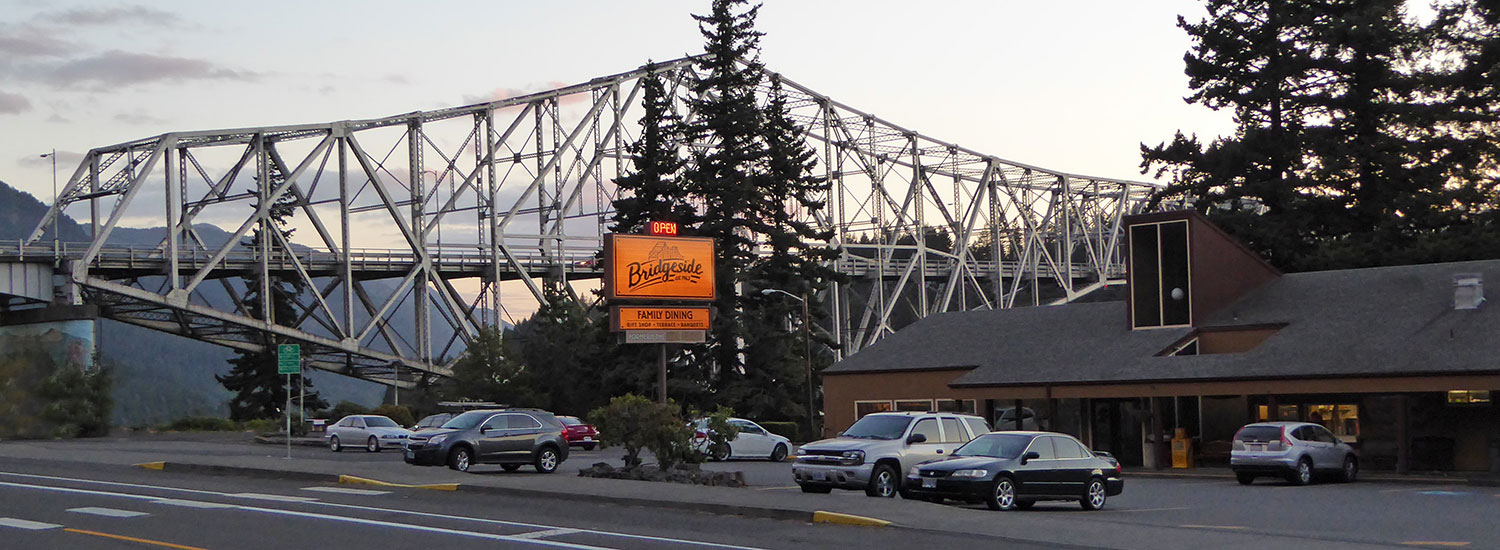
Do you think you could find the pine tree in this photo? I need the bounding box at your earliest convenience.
[216,193,327,421]
[611,62,695,234]
[682,0,771,393]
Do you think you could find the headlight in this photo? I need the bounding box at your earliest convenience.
[908,465,921,476]
[427,434,448,445]
[951,469,989,478]
[839,450,864,465]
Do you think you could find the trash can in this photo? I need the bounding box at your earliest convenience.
[1171,428,1194,469]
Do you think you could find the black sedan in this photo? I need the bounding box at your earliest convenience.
[903,431,1124,510]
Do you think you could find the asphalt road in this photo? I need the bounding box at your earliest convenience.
[0,459,1054,550]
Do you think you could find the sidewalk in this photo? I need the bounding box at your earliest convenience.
[1122,465,1498,486]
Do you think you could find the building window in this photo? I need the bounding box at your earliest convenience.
[1130,220,1191,329]
[855,401,893,419]
[935,399,977,415]
[1447,390,1492,405]
[895,399,934,412]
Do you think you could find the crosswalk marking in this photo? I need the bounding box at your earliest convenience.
[0,517,62,530]
[301,487,391,496]
[512,528,583,540]
[151,498,235,509]
[230,493,319,502]
[68,507,149,518]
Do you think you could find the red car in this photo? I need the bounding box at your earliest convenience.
[559,416,598,450]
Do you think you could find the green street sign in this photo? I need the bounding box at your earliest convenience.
[277,344,301,374]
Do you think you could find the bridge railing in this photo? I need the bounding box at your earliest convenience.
[0,241,602,274]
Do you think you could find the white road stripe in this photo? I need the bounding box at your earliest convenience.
[301,487,391,496]
[152,498,235,509]
[231,492,320,502]
[68,507,149,518]
[0,517,62,530]
[514,528,584,540]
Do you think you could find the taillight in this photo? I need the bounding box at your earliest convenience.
[1268,428,1290,451]
[695,431,707,439]
[1232,440,1246,451]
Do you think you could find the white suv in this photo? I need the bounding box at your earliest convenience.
[793,411,990,497]
[1230,421,1358,485]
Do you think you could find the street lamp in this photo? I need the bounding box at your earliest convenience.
[761,288,816,440]
[39,150,58,257]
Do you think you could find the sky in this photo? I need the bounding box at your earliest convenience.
[0,0,1236,321]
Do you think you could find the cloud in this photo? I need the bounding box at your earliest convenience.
[0,91,32,114]
[0,24,79,58]
[462,80,588,107]
[18,150,85,167]
[113,111,167,125]
[26,50,255,88]
[42,5,183,27]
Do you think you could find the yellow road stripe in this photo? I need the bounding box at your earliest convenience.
[337,475,458,491]
[812,511,891,527]
[133,462,166,471]
[1180,524,1247,530]
[1401,542,1470,547]
[65,528,210,550]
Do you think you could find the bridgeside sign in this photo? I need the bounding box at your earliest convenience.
[612,306,711,331]
[602,234,716,301]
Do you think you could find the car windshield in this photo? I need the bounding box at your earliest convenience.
[842,415,913,440]
[953,433,1032,459]
[364,417,398,428]
[1236,426,1283,442]
[559,416,582,426]
[441,411,489,430]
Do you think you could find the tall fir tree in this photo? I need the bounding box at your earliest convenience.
[682,0,771,394]
[1143,0,1500,271]
[611,62,695,234]
[216,193,327,421]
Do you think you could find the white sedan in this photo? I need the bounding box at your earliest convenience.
[327,415,412,452]
[692,417,793,462]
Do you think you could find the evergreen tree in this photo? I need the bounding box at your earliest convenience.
[611,62,695,234]
[682,0,771,394]
[216,193,327,421]
[446,324,544,408]
[1142,0,1500,271]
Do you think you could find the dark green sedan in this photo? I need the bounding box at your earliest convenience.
[903,431,1123,510]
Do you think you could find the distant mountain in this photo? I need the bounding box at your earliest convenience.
[0,179,385,426]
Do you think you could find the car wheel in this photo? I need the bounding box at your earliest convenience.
[864,464,898,498]
[770,444,788,462]
[534,446,560,474]
[1288,457,1313,486]
[710,444,730,462]
[1081,478,1108,510]
[1236,472,1255,485]
[985,476,1018,511]
[501,464,521,472]
[1015,500,1035,510]
[366,436,381,452]
[582,443,596,451]
[1340,455,1358,483]
[328,435,341,452]
[799,484,832,494]
[448,446,472,472]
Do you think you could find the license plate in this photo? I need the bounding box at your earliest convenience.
[812,472,826,481]
[922,478,936,488]
[583,437,592,441]
[405,449,414,459]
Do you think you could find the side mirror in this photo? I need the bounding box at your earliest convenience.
[906,433,927,445]
[1020,451,1040,464]
[479,426,490,433]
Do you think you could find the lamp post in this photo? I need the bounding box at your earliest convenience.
[39,150,58,258]
[762,288,816,440]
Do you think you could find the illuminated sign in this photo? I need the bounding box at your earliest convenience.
[612,306,711,331]
[648,221,679,236]
[602,234,716,301]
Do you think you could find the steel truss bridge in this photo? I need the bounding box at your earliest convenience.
[10,55,1158,388]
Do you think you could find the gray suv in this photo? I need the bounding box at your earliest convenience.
[1230,421,1358,485]
[793,411,990,497]
[403,409,569,473]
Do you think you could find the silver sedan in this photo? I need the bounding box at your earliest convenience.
[327,415,412,452]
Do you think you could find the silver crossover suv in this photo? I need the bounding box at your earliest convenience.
[1230,421,1358,485]
[793,411,990,497]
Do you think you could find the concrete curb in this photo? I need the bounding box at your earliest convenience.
[1123,469,1475,486]
[135,461,339,483]
[452,482,821,523]
[338,475,458,491]
[811,511,891,527]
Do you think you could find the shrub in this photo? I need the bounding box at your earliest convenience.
[758,421,800,442]
[696,406,740,459]
[588,394,697,470]
[325,401,368,423]
[242,418,280,435]
[164,416,238,432]
[372,404,416,428]
[37,366,112,438]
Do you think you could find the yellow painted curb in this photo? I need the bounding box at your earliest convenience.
[133,462,165,471]
[812,511,891,527]
[337,475,458,491]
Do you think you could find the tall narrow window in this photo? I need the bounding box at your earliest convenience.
[1130,225,1161,327]
[1130,220,1191,328]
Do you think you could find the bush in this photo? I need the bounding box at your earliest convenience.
[758,421,801,443]
[372,404,416,428]
[37,366,112,438]
[588,394,697,470]
[164,416,239,432]
[695,406,739,459]
[242,418,280,434]
[325,401,368,423]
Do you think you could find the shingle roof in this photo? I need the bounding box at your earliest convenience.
[826,259,1500,386]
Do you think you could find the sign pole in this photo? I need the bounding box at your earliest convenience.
[284,372,291,459]
[276,343,302,460]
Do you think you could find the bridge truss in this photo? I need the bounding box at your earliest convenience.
[24,55,1158,387]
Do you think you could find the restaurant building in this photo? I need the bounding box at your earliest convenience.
[821,210,1500,472]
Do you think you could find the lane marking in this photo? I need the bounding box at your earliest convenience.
[230,492,320,502]
[514,528,584,540]
[134,462,166,471]
[0,517,62,530]
[1401,542,1470,547]
[1417,491,1472,496]
[301,487,391,496]
[69,507,149,518]
[1108,506,1191,513]
[755,486,801,491]
[1181,524,1248,530]
[64,527,210,550]
[0,475,767,550]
